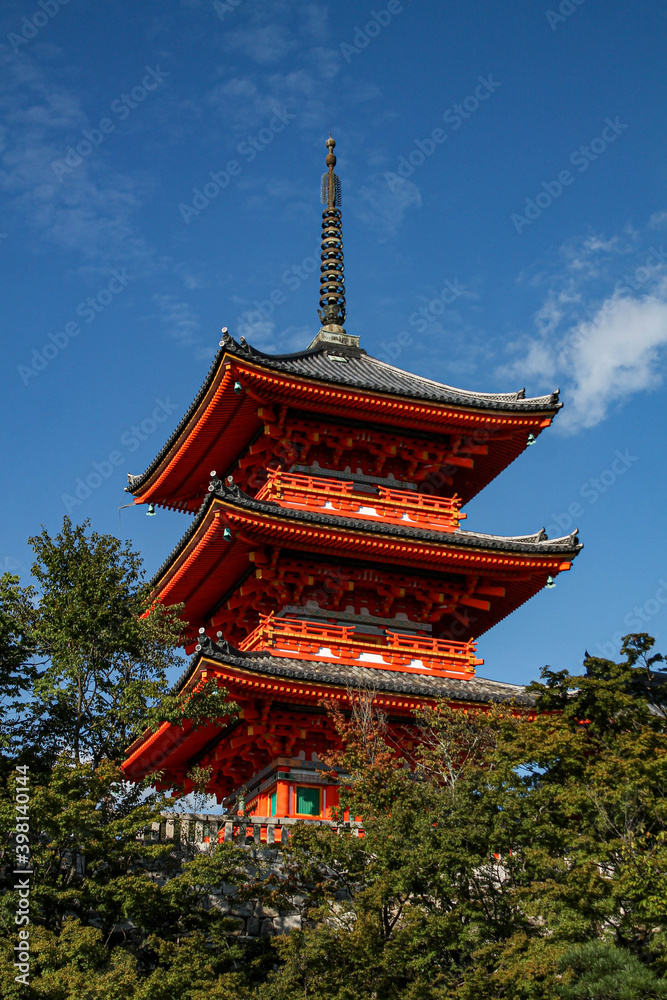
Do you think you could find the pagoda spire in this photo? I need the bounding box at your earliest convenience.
[317,135,346,332]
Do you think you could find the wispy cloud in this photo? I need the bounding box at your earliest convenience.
[352,174,422,240]
[649,210,667,229]
[222,23,301,65]
[215,0,328,67]
[174,261,213,290]
[153,293,216,360]
[500,229,667,432]
[0,47,158,275]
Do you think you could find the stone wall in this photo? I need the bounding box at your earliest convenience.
[140,812,362,937]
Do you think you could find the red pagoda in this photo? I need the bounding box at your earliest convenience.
[122,137,581,822]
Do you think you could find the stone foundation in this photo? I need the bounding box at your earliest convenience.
[139,813,361,937]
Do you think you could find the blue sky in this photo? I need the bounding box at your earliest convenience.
[2,0,667,686]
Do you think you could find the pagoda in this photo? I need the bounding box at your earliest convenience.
[122,137,581,822]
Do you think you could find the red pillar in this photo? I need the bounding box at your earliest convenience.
[276,779,289,818]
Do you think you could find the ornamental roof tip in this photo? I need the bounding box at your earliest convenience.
[545,526,581,544]
[149,479,582,590]
[173,637,536,706]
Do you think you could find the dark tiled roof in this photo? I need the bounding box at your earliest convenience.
[225,335,559,409]
[150,480,582,589]
[179,633,535,707]
[127,333,560,494]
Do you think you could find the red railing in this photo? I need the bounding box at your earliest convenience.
[238,614,481,679]
[256,470,465,531]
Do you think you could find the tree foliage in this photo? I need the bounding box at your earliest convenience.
[1,519,667,997]
[1,517,233,777]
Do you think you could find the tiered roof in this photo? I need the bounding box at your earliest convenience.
[147,479,580,647]
[122,135,581,804]
[122,633,536,788]
[126,334,561,512]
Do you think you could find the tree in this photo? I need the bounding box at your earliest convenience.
[0,573,38,776]
[0,518,254,998]
[256,637,667,998]
[0,517,234,774]
[557,940,667,999]
[3,520,667,1000]
[0,758,259,998]
[24,517,187,768]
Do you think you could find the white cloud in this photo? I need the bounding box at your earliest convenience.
[649,210,667,229]
[174,262,211,290]
[502,281,667,433]
[206,69,321,135]
[222,24,300,65]
[206,0,337,135]
[555,231,634,283]
[215,0,329,67]
[559,289,667,430]
[534,287,581,337]
[500,225,667,432]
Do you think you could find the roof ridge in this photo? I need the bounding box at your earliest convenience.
[173,638,536,705]
[227,331,560,406]
[365,353,557,405]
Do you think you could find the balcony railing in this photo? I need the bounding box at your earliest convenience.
[141,813,363,849]
[256,470,465,532]
[238,614,481,679]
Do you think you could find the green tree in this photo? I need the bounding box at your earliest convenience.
[0,745,289,999]
[256,637,667,999]
[0,518,254,998]
[4,521,667,1000]
[0,573,38,775]
[25,517,187,767]
[557,940,667,999]
[0,517,234,774]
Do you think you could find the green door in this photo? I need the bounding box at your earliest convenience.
[296,786,320,816]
